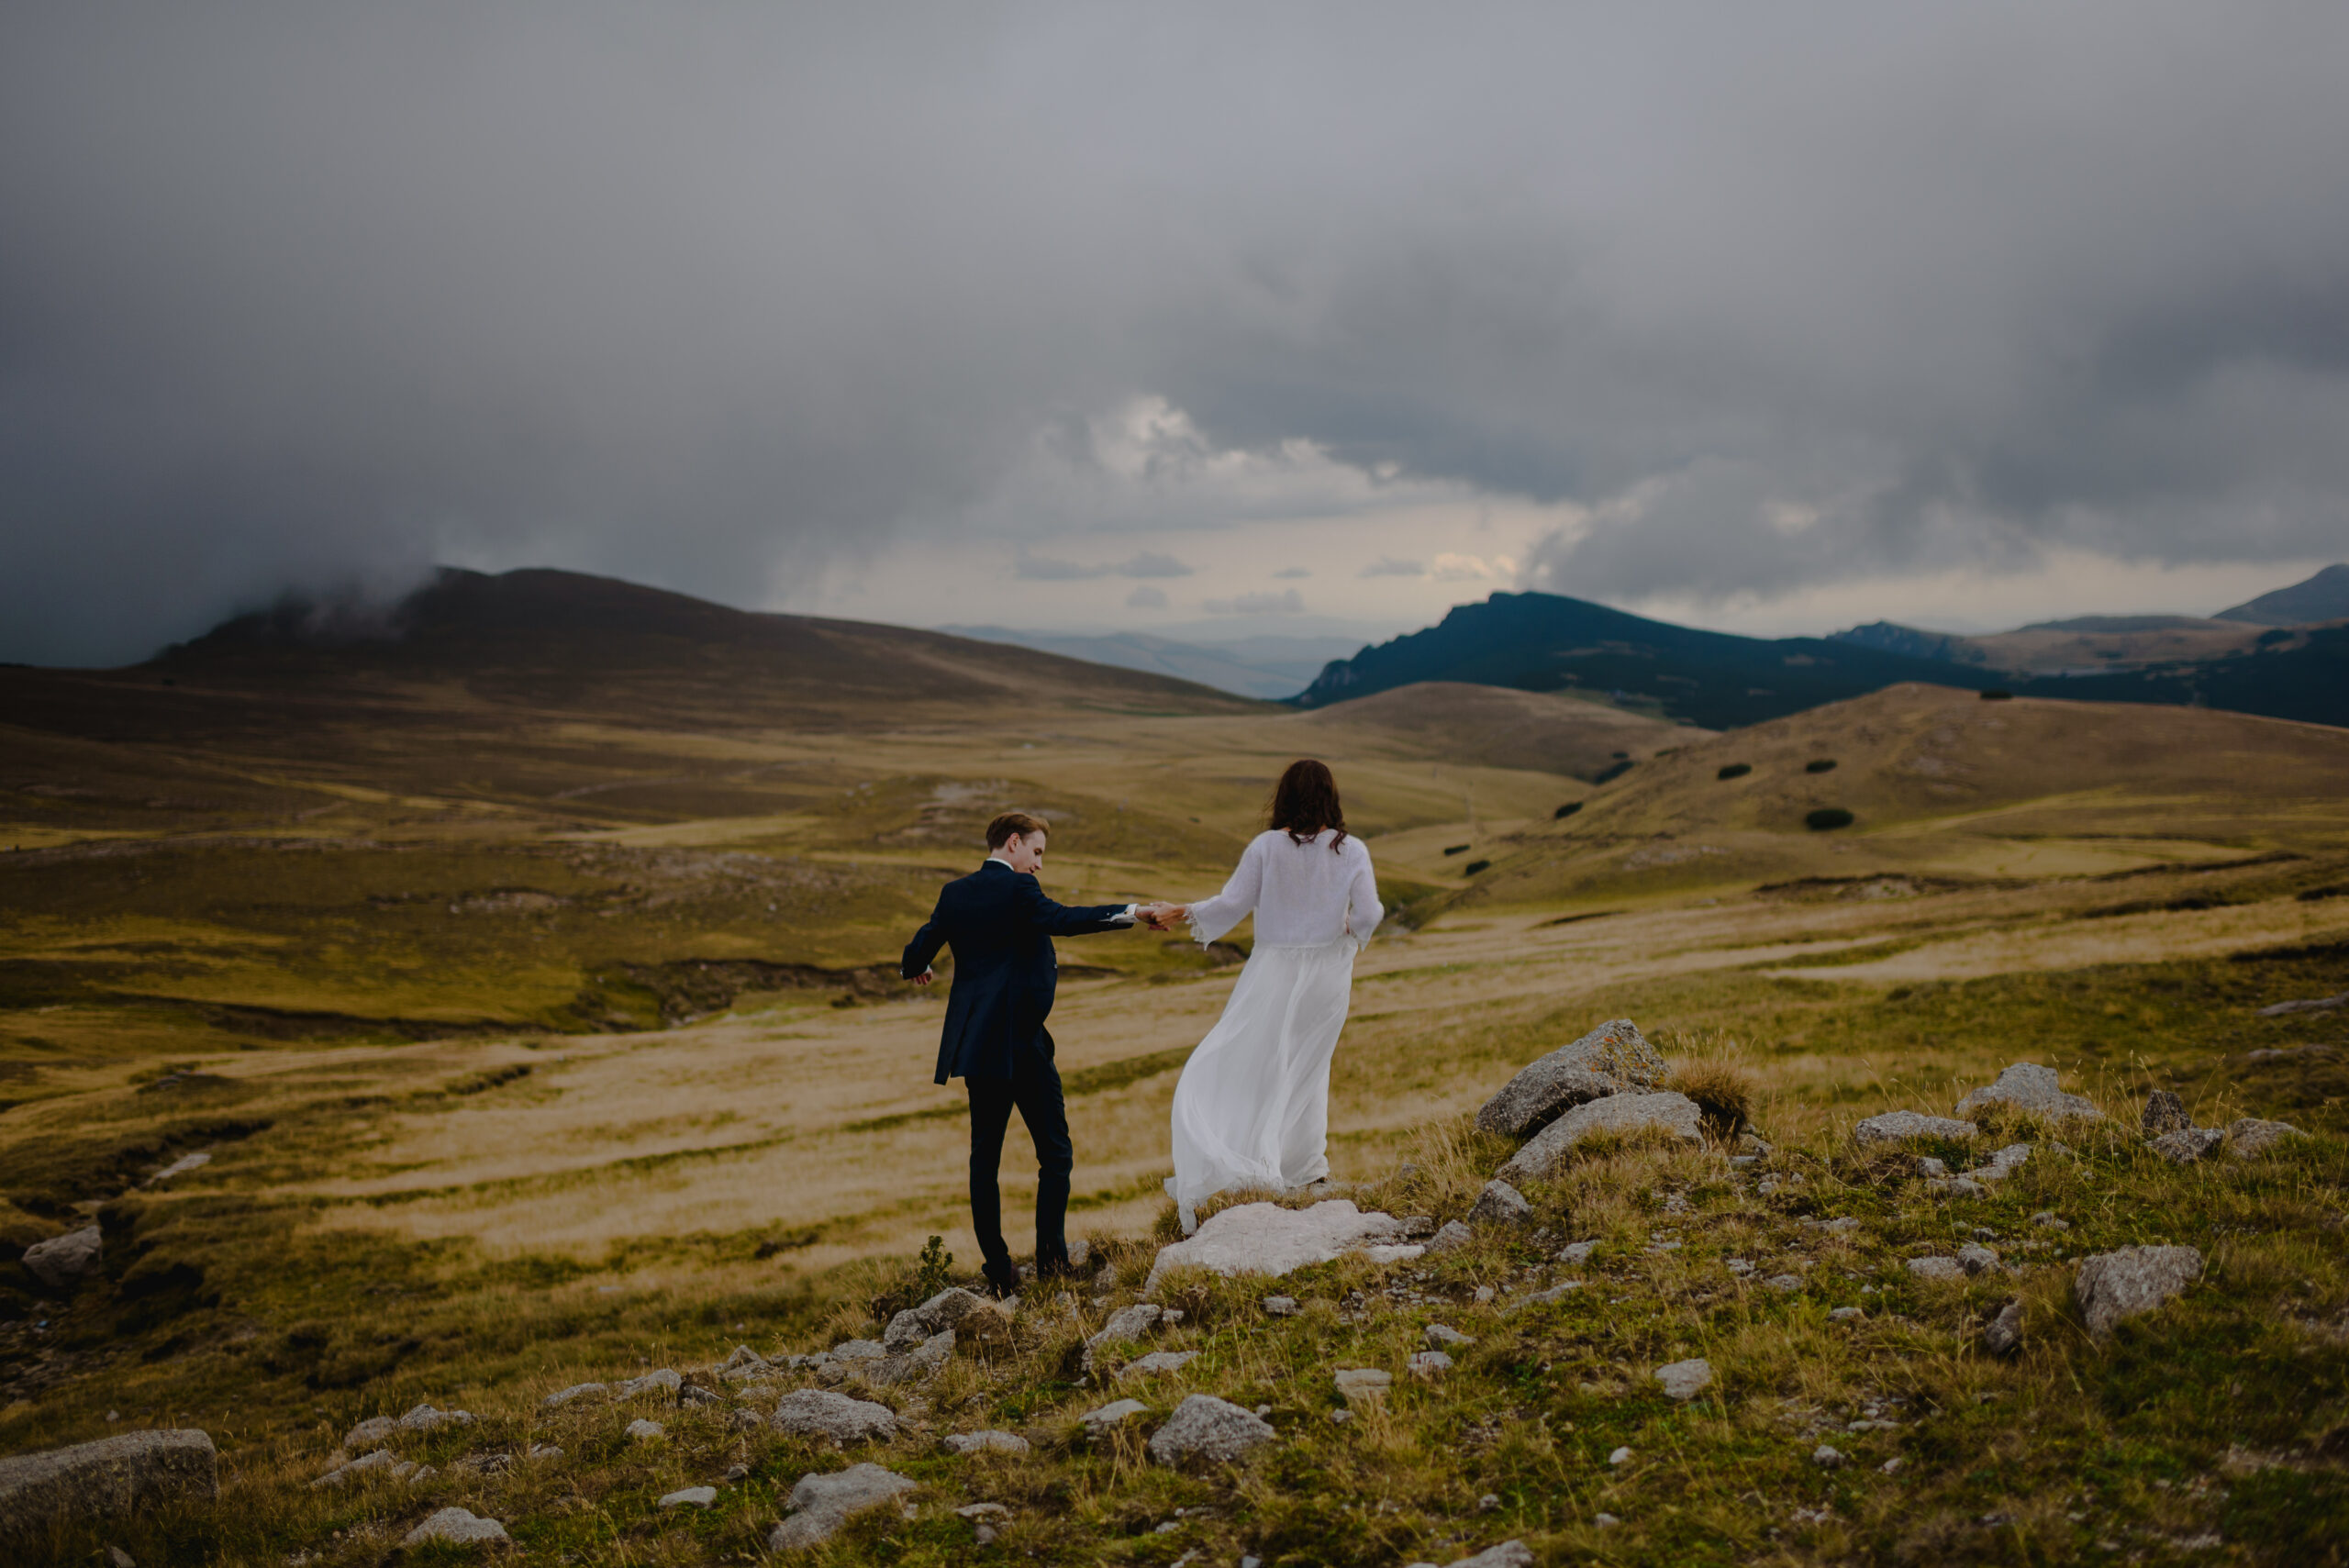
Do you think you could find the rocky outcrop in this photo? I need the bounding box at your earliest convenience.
[1142,1200,1422,1295]
[2076,1245,2203,1337]
[1145,1394,1276,1466]
[767,1462,917,1551]
[1954,1062,2102,1122]
[0,1430,217,1545]
[1474,1018,1666,1139]
[1496,1092,1703,1182]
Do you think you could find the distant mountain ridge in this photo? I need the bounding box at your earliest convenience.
[2216,562,2349,625]
[938,626,1357,699]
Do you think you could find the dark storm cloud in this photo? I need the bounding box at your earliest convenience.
[6,4,2347,662]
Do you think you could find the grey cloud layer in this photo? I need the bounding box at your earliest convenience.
[6,4,2346,662]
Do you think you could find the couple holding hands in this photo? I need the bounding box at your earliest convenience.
[901,760,1383,1296]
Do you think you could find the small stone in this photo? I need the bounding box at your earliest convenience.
[1081,1304,1163,1372]
[1262,1296,1300,1316]
[1121,1351,1199,1377]
[943,1429,1030,1455]
[1408,1350,1454,1378]
[2223,1117,2304,1160]
[2075,1245,2203,1337]
[403,1507,510,1546]
[1813,1445,1845,1469]
[395,1402,475,1433]
[2142,1091,2192,1136]
[1468,1180,1531,1227]
[1426,1220,1475,1253]
[311,1450,395,1487]
[2032,1211,2069,1229]
[1765,1273,1802,1293]
[1558,1239,1599,1263]
[1854,1111,1979,1146]
[1608,1446,1632,1465]
[1473,1284,1496,1304]
[1077,1398,1148,1434]
[957,1502,1010,1519]
[1984,1299,2023,1355]
[882,1308,930,1352]
[21,1225,104,1290]
[1424,1324,1475,1350]
[1926,1177,1988,1198]
[1145,1394,1276,1466]
[1449,1537,1534,1568]
[767,1463,917,1551]
[1334,1368,1392,1405]
[1956,1244,1999,1275]
[1880,1456,1905,1474]
[1594,1512,1621,1528]
[1954,1062,2102,1122]
[1917,1156,1949,1177]
[829,1338,887,1361]
[1477,1494,1501,1512]
[1400,1215,1436,1238]
[1653,1358,1711,1401]
[1502,1281,1584,1313]
[659,1485,718,1508]
[864,1328,955,1386]
[1975,1144,2031,1183]
[529,1443,562,1460]
[616,1368,681,1400]
[1906,1256,1965,1282]
[2150,1127,2222,1164]
[541,1382,607,1409]
[626,1418,664,1441]
[107,1547,134,1568]
[771,1389,899,1444]
[1829,1307,1863,1322]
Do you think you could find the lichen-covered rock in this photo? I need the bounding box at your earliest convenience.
[1080,1304,1162,1373]
[1141,1200,1421,1295]
[1145,1394,1276,1466]
[1854,1110,1979,1146]
[767,1463,917,1551]
[1653,1358,1711,1401]
[2142,1091,2192,1136]
[881,1308,930,1352]
[942,1429,1030,1456]
[2075,1245,2203,1337]
[1333,1367,1392,1405]
[1974,1144,2031,1183]
[617,1369,681,1400]
[1424,1324,1475,1350]
[771,1389,899,1444]
[829,1338,887,1362]
[626,1418,664,1441]
[2223,1117,2303,1160]
[1956,1243,2000,1275]
[1475,1018,1665,1140]
[1424,1220,1474,1253]
[0,1429,217,1546]
[2149,1128,2222,1164]
[1906,1256,1965,1281]
[21,1224,103,1291]
[541,1383,608,1409]
[1119,1351,1198,1378]
[659,1485,718,1508]
[1407,1351,1453,1378]
[1496,1092,1703,1182]
[1954,1062,2102,1122]
[1077,1398,1147,1435]
[1447,1543,1535,1568]
[403,1507,509,1546]
[864,1329,954,1386]
[1467,1180,1531,1226]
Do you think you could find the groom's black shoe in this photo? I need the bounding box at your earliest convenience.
[1033,1250,1080,1283]
[981,1262,1022,1299]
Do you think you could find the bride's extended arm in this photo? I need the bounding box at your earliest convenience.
[1345,842,1385,941]
[1180,835,1265,945]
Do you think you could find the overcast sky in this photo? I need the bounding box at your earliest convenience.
[6,3,2346,665]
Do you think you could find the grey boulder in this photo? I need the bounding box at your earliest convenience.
[2141,1091,2192,1136]
[771,1389,899,1444]
[1475,1018,1666,1139]
[863,1328,954,1386]
[403,1507,509,1546]
[1984,1299,2023,1356]
[2224,1118,2303,1159]
[2075,1245,2203,1337]
[1954,1062,2102,1122]
[1467,1180,1531,1227]
[1653,1358,1712,1401]
[2149,1128,2222,1164]
[1854,1110,1978,1146]
[767,1462,917,1551]
[21,1224,103,1291]
[1145,1394,1276,1466]
[1497,1092,1704,1183]
[0,1430,217,1545]
[1081,1304,1162,1372]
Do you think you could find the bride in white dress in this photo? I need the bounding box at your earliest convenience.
[1152,760,1383,1233]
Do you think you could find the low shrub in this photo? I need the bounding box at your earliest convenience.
[1806,806,1854,830]
[1717,762,1752,780]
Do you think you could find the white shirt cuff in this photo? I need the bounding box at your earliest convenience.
[1114,903,1138,924]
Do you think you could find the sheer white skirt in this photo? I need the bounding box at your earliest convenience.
[1165,938,1360,1234]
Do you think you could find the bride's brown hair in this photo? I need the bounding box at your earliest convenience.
[1266,759,1347,850]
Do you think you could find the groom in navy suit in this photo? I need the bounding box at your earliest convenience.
[902,811,1163,1296]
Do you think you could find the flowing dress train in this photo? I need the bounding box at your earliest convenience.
[1165,828,1383,1233]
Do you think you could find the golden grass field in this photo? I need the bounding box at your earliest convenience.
[4,587,2348,1562]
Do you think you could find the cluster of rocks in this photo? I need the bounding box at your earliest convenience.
[2139,1089,2300,1165]
[1471,1020,1710,1185]
[0,1429,217,1551]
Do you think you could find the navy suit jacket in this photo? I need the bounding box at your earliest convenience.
[902,860,1130,1084]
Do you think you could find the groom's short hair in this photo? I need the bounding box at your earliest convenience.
[985,811,1048,849]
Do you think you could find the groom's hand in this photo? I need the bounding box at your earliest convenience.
[907,967,934,986]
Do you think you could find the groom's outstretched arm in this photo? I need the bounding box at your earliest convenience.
[1011,874,1136,937]
[901,900,949,983]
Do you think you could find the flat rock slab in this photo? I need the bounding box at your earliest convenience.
[2224,1117,2303,1159]
[1081,1304,1162,1372]
[1653,1358,1712,1401]
[1333,1368,1392,1404]
[1424,1324,1475,1350]
[22,1224,103,1290]
[1854,1110,1978,1146]
[1120,1351,1199,1378]
[1078,1399,1148,1434]
[1408,1351,1453,1378]
[1906,1256,1965,1281]
[659,1485,718,1508]
[541,1382,608,1409]
[772,1389,899,1444]
[1497,1092,1703,1183]
[617,1369,681,1399]
[1146,1394,1276,1466]
[768,1463,916,1551]
[403,1507,509,1546]
[626,1418,664,1441]
[2076,1245,2203,1337]
[1954,1062,2103,1122]
[943,1430,1030,1456]
[0,1429,217,1543]
[1475,1018,1665,1139]
[1142,1200,1420,1295]
[1448,1542,1536,1568]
